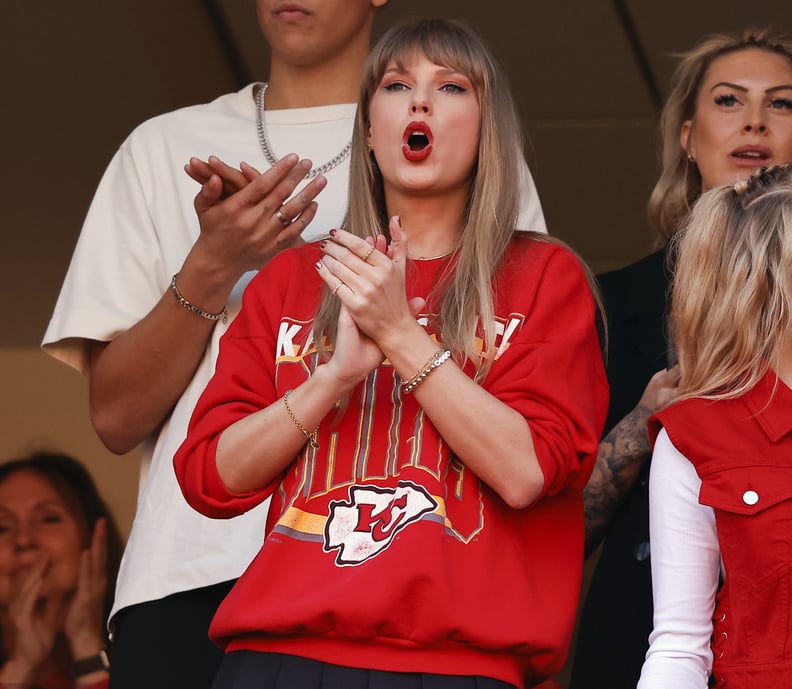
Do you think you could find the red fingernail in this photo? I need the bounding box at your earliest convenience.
[329,229,336,237]
[320,240,327,249]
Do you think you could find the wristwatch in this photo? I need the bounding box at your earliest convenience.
[73,649,110,678]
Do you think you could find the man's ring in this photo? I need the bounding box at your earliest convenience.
[332,282,344,296]
[362,245,375,262]
[275,208,291,227]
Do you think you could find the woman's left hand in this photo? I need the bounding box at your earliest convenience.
[318,217,421,348]
[64,518,108,660]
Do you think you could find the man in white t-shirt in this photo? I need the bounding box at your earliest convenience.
[42,2,547,687]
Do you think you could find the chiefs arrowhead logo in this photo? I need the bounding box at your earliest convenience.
[323,481,438,566]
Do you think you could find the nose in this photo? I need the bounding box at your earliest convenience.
[743,107,767,134]
[410,89,431,115]
[14,524,35,550]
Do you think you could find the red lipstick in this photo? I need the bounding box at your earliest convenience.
[402,121,433,162]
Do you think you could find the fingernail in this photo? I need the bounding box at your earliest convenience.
[319,240,327,249]
[329,229,336,237]
[315,261,323,270]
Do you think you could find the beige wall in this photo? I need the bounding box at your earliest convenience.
[0,348,139,539]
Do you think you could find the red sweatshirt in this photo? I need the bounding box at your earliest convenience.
[174,236,608,688]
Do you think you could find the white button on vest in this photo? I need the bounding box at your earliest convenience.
[742,490,759,506]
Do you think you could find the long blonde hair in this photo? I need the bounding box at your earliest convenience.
[671,164,792,401]
[312,18,524,378]
[648,28,792,247]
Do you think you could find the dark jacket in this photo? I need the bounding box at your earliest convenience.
[570,247,672,689]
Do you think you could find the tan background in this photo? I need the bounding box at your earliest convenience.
[2,0,791,557]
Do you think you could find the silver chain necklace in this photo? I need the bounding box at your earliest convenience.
[255,82,352,179]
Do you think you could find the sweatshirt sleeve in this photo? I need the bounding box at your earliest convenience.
[173,251,311,519]
[484,241,609,496]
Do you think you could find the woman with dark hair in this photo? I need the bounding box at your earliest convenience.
[0,452,123,689]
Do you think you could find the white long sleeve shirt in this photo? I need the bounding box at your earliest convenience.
[637,428,721,689]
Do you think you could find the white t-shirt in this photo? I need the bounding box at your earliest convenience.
[637,428,720,689]
[42,83,547,624]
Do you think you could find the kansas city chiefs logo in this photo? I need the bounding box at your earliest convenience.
[323,481,437,566]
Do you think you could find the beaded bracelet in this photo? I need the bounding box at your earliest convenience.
[402,349,451,394]
[170,273,228,323]
[283,389,320,449]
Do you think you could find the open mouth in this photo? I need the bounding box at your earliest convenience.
[402,122,433,162]
[407,130,430,152]
[730,146,771,163]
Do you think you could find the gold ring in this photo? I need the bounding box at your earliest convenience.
[332,282,344,296]
[362,245,375,262]
[275,208,291,227]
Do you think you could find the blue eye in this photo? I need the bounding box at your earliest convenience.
[440,83,466,94]
[769,97,792,110]
[714,94,739,107]
[383,81,408,92]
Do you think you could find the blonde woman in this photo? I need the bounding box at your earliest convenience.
[638,162,792,688]
[174,18,607,689]
[574,29,792,689]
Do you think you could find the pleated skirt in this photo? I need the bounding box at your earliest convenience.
[212,651,517,689]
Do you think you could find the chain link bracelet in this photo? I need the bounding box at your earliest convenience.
[283,389,320,450]
[170,273,228,324]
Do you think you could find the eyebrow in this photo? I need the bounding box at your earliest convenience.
[710,82,747,93]
[710,81,792,94]
[383,65,467,79]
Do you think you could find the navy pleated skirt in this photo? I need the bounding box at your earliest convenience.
[212,651,517,689]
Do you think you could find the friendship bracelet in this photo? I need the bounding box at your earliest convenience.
[402,349,451,394]
[283,389,320,450]
[170,273,228,324]
[401,349,447,391]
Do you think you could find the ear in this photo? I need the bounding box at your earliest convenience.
[680,119,694,159]
[366,126,373,150]
[372,0,389,7]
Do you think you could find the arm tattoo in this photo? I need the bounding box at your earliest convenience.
[583,404,653,556]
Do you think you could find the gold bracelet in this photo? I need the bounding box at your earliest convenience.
[170,273,228,323]
[283,389,319,449]
[402,349,451,394]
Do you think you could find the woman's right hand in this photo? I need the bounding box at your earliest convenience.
[1,557,62,687]
[320,235,389,391]
[327,302,385,391]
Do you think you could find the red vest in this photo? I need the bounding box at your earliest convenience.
[650,373,792,689]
